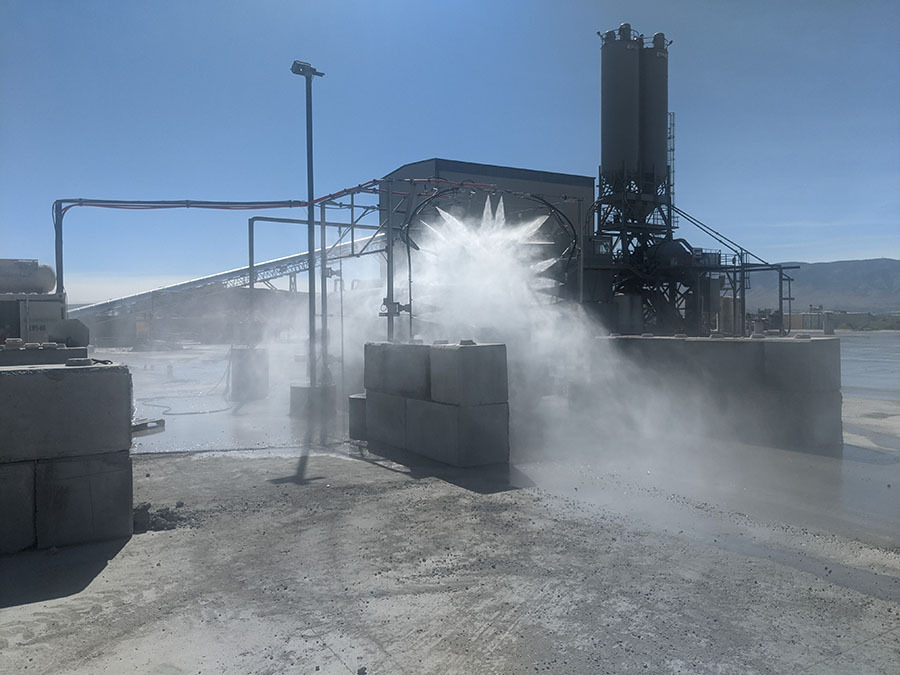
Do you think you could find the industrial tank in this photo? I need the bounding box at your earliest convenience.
[639,32,669,188]
[601,24,640,181]
[0,259,56,294]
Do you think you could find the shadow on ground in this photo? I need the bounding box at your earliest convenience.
[0,538,128,609]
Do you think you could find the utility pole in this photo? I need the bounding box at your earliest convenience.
[291,60,324,386]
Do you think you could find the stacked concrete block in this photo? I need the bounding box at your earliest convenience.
[0,362,133,553]
[361,341,509,467]
[407,398,509,466]
[759,337,842,454]
[599,334,842,455]
[365,390,407,449]
[0,461,35,553]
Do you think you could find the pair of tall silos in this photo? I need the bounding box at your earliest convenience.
[600,24,669,192]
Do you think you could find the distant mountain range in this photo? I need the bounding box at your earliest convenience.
[742,258,900,314]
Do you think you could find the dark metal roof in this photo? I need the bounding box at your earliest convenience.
[384,158,595,188]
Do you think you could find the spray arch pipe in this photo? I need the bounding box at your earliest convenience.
[395,183,581,338]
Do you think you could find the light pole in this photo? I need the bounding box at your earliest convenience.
[291,60,324,387]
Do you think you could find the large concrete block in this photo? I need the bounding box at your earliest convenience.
[364,342,431,399]
[406,399,509,467]
[763,338,841,392]
[0,460,35,553]
[0,345,88,367]
[682,337,766,387]
[430,343,508,406]
[735,390,843,455]
[348,393,366,440]
[384,343,431,399]
[365,390,406,449]
[0,363,132,462]
[35,450,133,549]
[363,342,386,392]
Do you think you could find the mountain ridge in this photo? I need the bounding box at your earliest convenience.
[742,258,900,314]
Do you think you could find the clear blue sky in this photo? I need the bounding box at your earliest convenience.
[2,0,898,303]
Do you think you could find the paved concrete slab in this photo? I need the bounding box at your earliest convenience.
[0,460,35,553]
[430,342,508,405]
[407,399,509,466]
[0,363,132,462]
[35,450,133,549]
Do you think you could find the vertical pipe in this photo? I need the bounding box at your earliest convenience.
[339,226,345,403]
[248,220,255,346]
[778,267,784,336]
[740,252,747,336]
[320,202,329,383]
[350,192,355,255]
[305,74,317,387]
[54,201,65,301]
[386,184,395,341]
[576,198,584,303]
[248,221,255,290]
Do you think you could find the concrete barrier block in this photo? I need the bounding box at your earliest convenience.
[348,393,366,440]
[363,342,387,392]
[384,343,431,399]
[0,461,35,553]
[0,346,88,367]
[0,364,133,463]
[35,450,133,548]
[763,338,841,392]
[407,399,509,467]
[365,390,406,449]
[737,390,843,455]
[683,338,766,387]
[430,343,508,406]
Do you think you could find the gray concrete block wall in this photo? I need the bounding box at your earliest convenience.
[0,362,134,552]
[365,391,407,449]
[0,461,35,553]
[35,450,133,548]
[430,343,508,406]
[602,335,843,454]
[0,364,132,462]
[763,338,841,393]
[362,341,510,467]
[365,342,431,400]
[407,399,509,467]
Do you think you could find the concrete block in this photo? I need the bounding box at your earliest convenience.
[0,346,88,367]
[735,390,843,455]
[35,450,133,548]
[0,461,35,553]
[407,399,509,467]
[363,342,386,392]
[0,364,132,463]
[365,342,431,399]
[430,343,508,406]
[682,337,766,387]
[348,393,366,440]
[365,390,406,449]
[763,338,841,392]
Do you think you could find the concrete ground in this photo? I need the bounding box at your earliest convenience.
[1,344,898,673]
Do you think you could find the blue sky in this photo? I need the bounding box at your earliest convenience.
[1,0,898,303]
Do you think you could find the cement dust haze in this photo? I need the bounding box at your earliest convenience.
[407,196,724,467]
